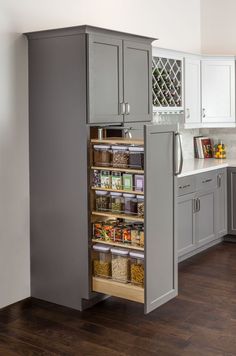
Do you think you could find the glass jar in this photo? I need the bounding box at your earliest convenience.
[111,247,129,283]
[134,174,144,192]
[92,170,101,188]
[112,146,129,168]
[100,170,111,189]
[129,146,144,169]
[93,145,111,167]
[93,244,111,278]
[95,191,109,211]
[110,192,124,213]
[130,251,144,287]
[111,171,122,190]
[123,194,137,215]
[93,220,116,241]
[113,224,123,243]
[137,195,144,218]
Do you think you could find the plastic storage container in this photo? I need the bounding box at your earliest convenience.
[134,175,144,192]
[111,247,129,283]
[93,244,111,278]
[129,147,144,169]
[123,173,133,191]
[93,145,111,167]
[100,170,111,188]
[137,195,144,218]
[111,171,122,190]
[93,220,116,241]
[110,192,124,213]
[95,191,109,211]
[130,251,144,287]
[123,194,137,215]
[92,170,101,187]
[112,146,129,168]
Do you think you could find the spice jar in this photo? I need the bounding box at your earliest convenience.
[93,244,111,279]
[92,170,101,188]
[95,191,109,211]
[129,147,144,169]
[112,146,129,168]
[110,192,124,213]
[137,195,144,218]
[111,171,122,190]
[130,251,144,287]
[93,145,111,167]
[111,247,129,283]
[100,170,111,189]
[123,194,137,215]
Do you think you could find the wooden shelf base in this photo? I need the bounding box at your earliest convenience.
[91,187,144,195]
[91,138,144,146]
[91,239,144,251]
[91,166,144,174]
[92,277,144,303]
[92,211,144,222]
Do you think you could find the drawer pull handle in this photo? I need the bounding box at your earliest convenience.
[182,184,190,189]
[202,178,212,183]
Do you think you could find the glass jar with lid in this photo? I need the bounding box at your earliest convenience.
[95,190,109,211]
[130,251,144,287]
[112,146,129,168]
[92,244,111,279]
[129,146,144,169]
[137,195,144,218]
[123,193,137,215]
[93,145,111,167]
[110,192,124,213]
[100,170,111,189]
[111,247,129,283]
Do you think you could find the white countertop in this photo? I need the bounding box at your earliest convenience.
[178,158,236,178]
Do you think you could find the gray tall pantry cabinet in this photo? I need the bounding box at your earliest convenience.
[26,25,177,314]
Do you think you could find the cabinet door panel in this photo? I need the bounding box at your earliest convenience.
[88,35,123,123]
[124,41,152,122]
[196,191,215,246]
[228,168,236,235]
[202,60,235,123]
[216,169,227,237]
[144,124,177,314]
[185,58,201,125]
[178,193,195,256]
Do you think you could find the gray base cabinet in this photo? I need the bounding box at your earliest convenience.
[178,168,227,260]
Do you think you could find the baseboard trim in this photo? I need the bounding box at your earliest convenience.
[178,237,223,263]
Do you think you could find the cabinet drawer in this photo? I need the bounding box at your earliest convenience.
[177,176,196,196]
[196,171,217,191]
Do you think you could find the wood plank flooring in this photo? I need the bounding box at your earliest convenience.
[1,242,236,355]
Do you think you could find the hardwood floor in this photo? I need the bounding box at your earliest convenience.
[1,242,236,355]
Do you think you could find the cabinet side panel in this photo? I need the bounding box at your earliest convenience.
[29,34,89,310]
[144,124,177,314]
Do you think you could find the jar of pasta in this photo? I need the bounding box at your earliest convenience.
[130,251,144,287]
[93,244,111,279]
[111,247,129,283]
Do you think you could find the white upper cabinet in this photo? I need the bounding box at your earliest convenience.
[201,60,235,124]
[184,58,201,126]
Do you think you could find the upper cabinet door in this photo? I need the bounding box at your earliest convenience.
[123,41,152,123]
[88,35,123,124]
[184,58,201,126]
[201,60,235,123]
[144,124,177,314]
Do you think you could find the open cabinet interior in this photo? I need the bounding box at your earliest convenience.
[89,127,145,304]
[88,124,178,313]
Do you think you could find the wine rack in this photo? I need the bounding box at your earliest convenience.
[152,56,182,110]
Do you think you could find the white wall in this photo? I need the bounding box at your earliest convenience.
[3,0,201,53]
[201,0,236,54]
[0,10,30,308]
[0,0,201,308]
